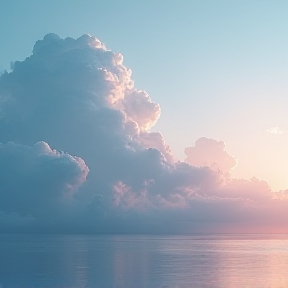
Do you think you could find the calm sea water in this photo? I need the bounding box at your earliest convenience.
[0,234,287,288]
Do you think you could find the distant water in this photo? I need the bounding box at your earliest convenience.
[0,234,287,288]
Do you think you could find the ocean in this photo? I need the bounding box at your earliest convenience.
[0,233,287,288]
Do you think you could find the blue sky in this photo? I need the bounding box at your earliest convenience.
[1,0,288,190]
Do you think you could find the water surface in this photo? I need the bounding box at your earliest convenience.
[0,234,287,288]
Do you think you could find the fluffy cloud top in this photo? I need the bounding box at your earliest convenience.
[0,34,287,234]
[185,137,237,173]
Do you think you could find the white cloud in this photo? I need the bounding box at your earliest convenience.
[266,126,284,135]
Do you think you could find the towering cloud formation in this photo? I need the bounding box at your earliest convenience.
[0,34,287,233]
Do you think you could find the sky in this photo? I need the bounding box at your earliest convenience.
[0,0,287,234]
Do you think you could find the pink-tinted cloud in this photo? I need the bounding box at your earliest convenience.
[185,137,237,173]
[122,90,161,131]
[139,131,174,163]
[0,34,287,234]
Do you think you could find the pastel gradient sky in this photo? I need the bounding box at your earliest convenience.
[0,0,287,234]
[2,0,287,191]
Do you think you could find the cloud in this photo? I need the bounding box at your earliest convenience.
[122,90,161,131]
[138,131,174,162]
[266,126,284,135]
[184,137,237,173]
[0,34,287,233]
[0,141,88,231]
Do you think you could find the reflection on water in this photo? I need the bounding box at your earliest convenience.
[0,234,287,288]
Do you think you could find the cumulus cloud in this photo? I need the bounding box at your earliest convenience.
[138,131,174,162]
[266,126,284,135]
[0,141,88,231]
[184,137,237,173]
[0,34,287,233]
[122,90,161,131]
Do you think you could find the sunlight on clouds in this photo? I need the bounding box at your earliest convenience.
[0,33,287,234]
